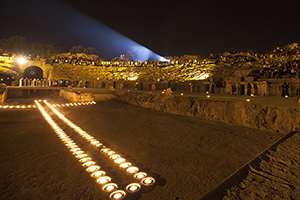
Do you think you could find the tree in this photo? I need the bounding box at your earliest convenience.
[30,43,43,58]
[0,36,29,55]
[52,46,63,55]
[30,43,63,59]
[69,45,100,56]
[38,45,63,58]
[86,47,99,55]
[69,45,85,54]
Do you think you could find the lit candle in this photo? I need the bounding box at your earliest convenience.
[109,190,126,200]
[141,177,155,186]
[96,176,111,185]
[102,183,118,192]
[126,183,141,193]
[126,166,138,174]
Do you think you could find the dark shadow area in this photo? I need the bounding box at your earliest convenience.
[23,66,43,79]
[6,87,61,98]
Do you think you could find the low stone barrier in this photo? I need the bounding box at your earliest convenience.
[115,92,300,133]
[61,90,94,102]
[93,94,114,101]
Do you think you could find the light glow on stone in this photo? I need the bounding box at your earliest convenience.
[68,145,78,149]
[106,151,115,156]
[76,154,88,159]
[101,148,110,153]
[82,161,96,167]
[120,162,131,168]
[94,143,102,147]
[126,166,139,174]
[96,176,111,185]
[86,165,100,172]
[125,183,141,193]
[65,142,76,146]
[79,157,92,163]
[109,154,121,160]
[114,158,126,164]
[70,148,81,152]
[109,190,126,200]
[141,177,155,186]
[102,183,118,192]
[90,170,106,178]
[134,172,147,179]
[73,150,84,155]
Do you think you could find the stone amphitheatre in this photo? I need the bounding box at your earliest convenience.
[1,43,300,199]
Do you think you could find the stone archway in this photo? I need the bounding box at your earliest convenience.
[24,66,43,79]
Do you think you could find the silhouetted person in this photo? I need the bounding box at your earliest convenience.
[282,82,289,97]
[247,83,252,96]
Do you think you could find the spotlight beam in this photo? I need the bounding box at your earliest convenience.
[27,0,168,61]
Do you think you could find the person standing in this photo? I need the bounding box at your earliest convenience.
[247,83,252,96]
[282,82,289,97]
[32,78,36,87]
[19,78,23,87]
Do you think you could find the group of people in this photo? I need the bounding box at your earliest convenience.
[261,60,300,79]
[48,58,99,66]
[18,78,69,87]
[211,54,258,65]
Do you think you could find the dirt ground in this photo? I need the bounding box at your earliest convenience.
[0,98,287,200]
[223,131,300,200]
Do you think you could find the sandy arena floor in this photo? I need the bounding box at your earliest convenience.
[0,98,287,200]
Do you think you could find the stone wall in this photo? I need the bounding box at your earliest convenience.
[61,90,94,102]
[115,92,300,133]
[17,60,52,79]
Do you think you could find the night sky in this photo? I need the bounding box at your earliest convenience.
[1,0,300,59]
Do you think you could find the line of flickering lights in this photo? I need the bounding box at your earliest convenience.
[152,90,255,101]
[0,101,96,109]
[35,100,155,200]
